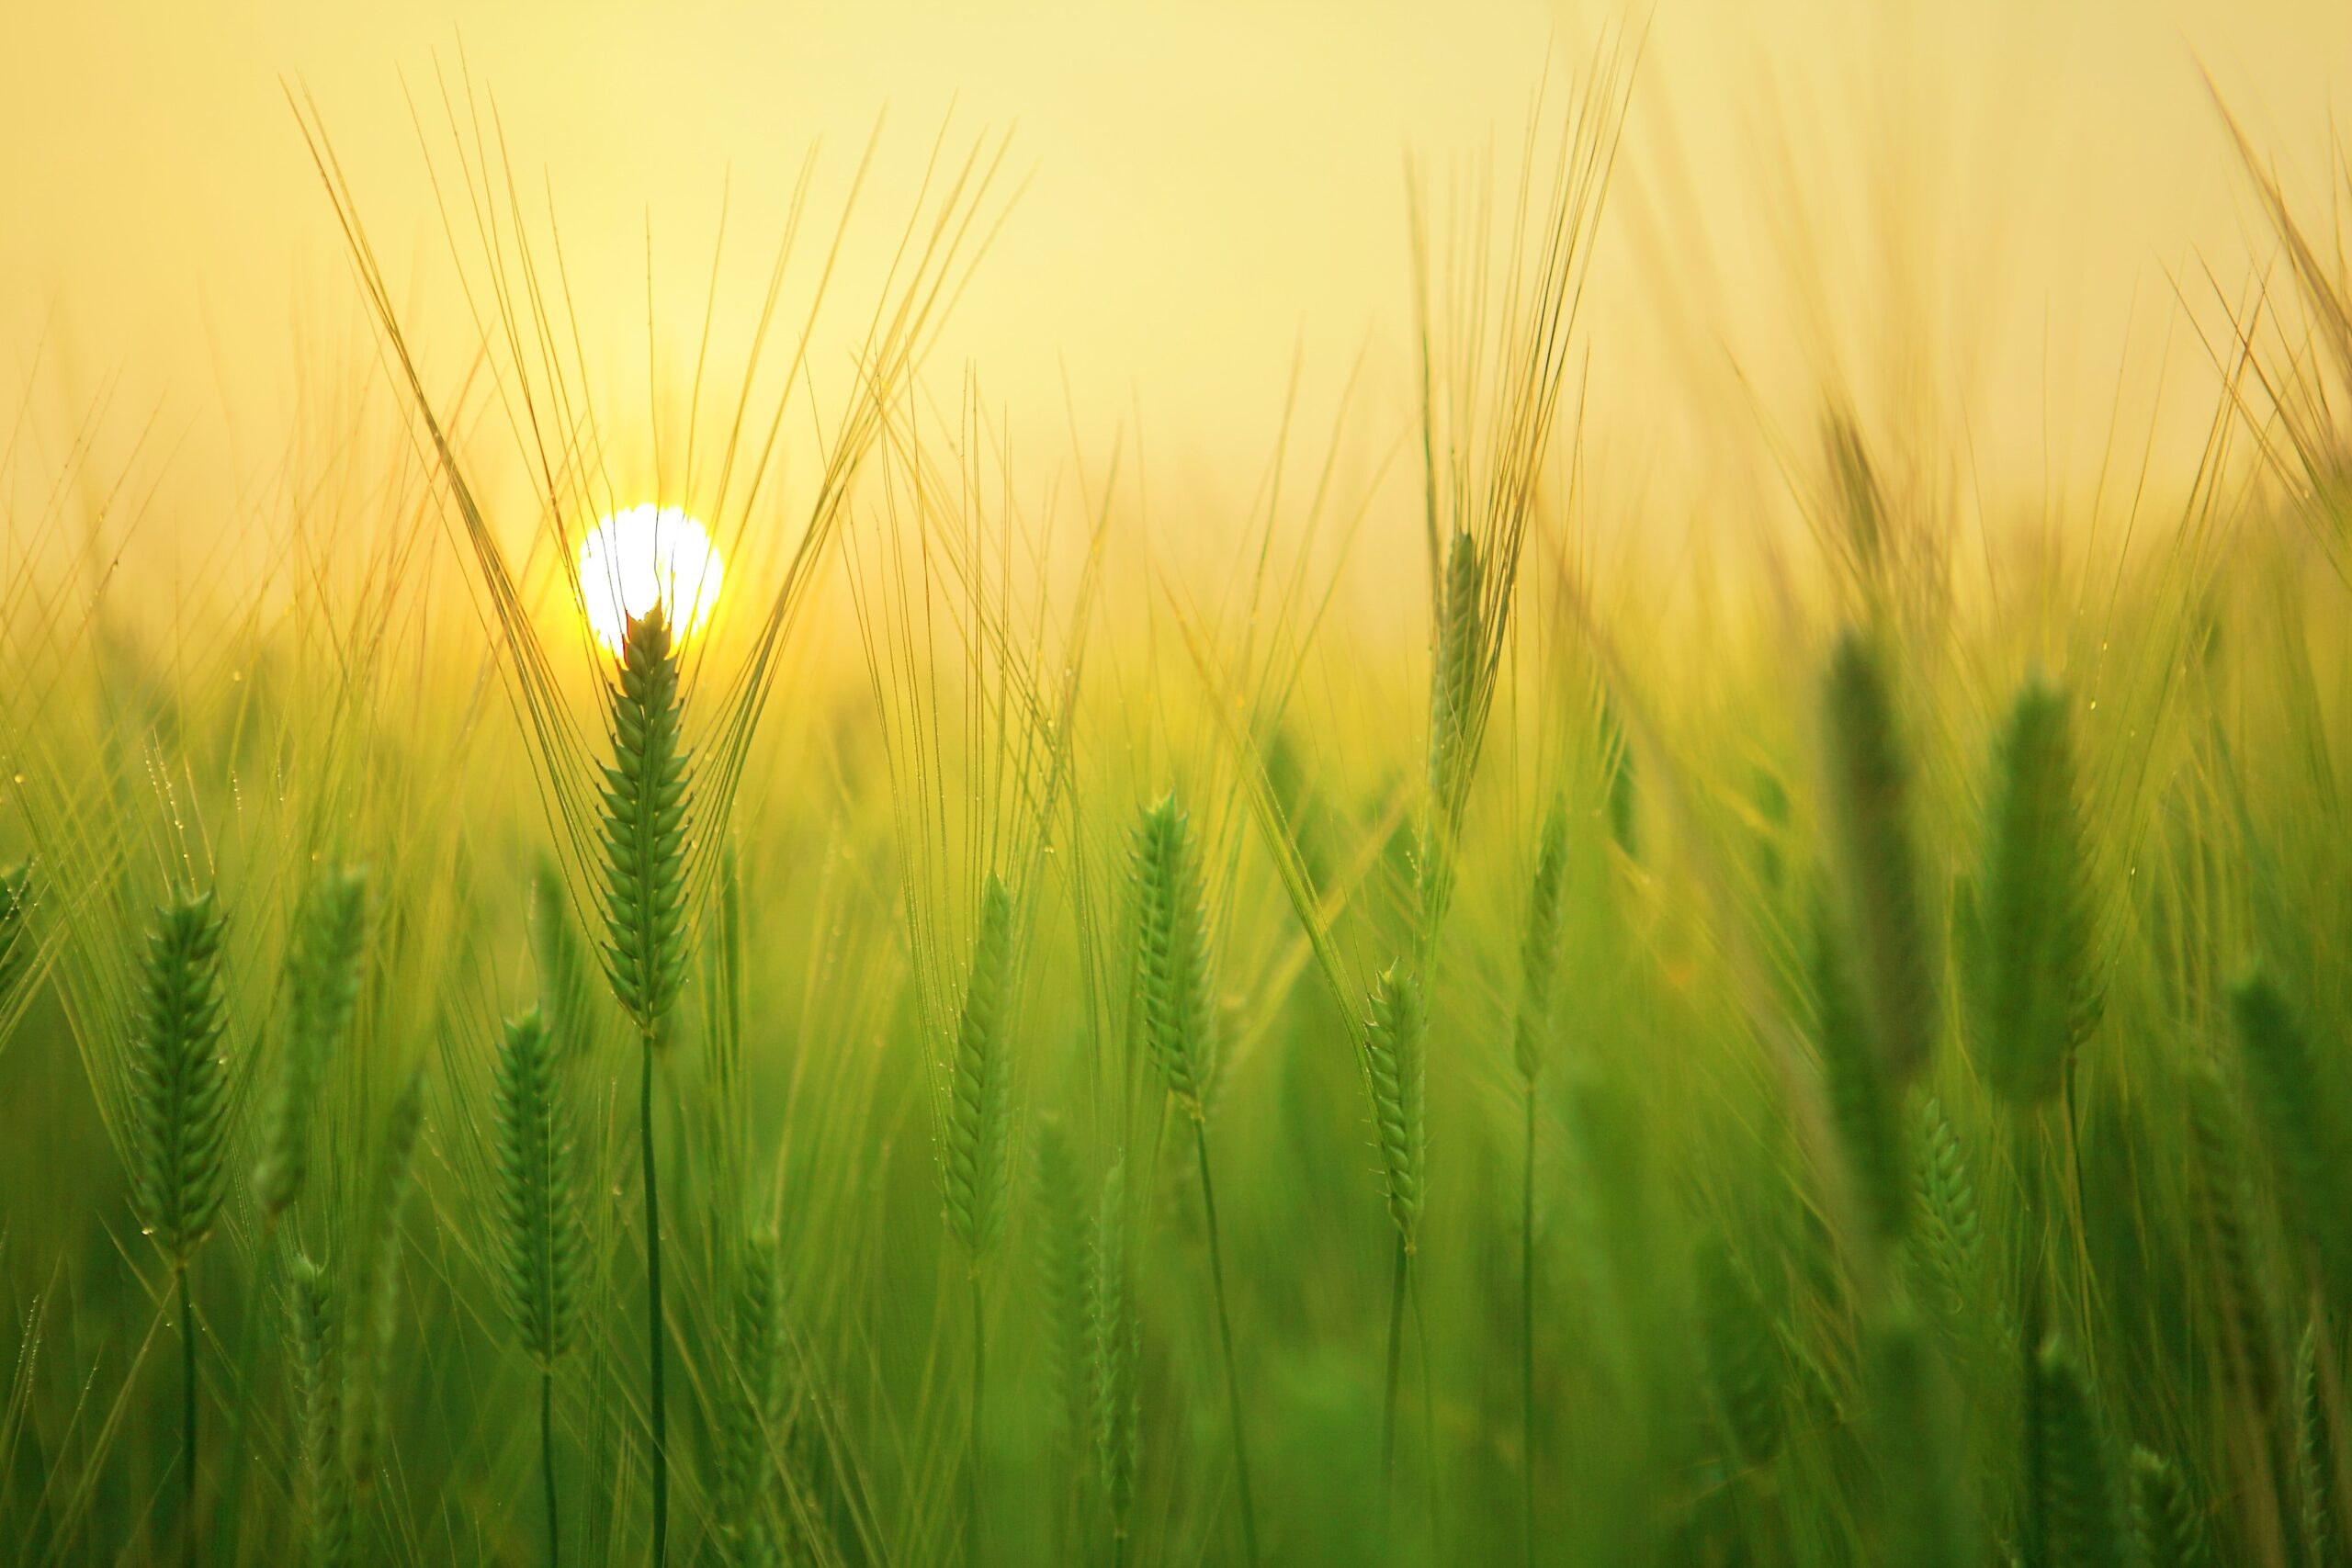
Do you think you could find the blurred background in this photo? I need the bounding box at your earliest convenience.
[1,0,2348,573]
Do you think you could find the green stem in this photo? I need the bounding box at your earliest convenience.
[1193,1121,1261,1566]
[968,1269,987,1568]
[180,1262,198,1568]
[1521,1082,1538,1568]
[641,1042,667,1567]
[542,1367,561,1568]
[1381,1234,1408,1518]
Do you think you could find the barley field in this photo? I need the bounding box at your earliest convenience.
[6,7,2352,1567]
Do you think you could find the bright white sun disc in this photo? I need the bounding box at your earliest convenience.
[578,505,724,656]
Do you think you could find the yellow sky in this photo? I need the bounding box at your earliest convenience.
[3,0,2348,561]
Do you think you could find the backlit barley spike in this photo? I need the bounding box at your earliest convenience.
[1090,1157,1140,1538]
[288,1251,350,1568]
[1970,679,2100,1106]
[600,604,694,1044]
[341,1066,424,1495]
[491,1007,583,1370]
[128,890,232,1266]
[1364,961,1428,1253]
[1133,793,1216,1115]
[254,864,369,1219]
[2034,1334,2131,1568]
[1513,797,1570,1083]
[944,873,1015,1261]
[1428,527,1485,811]
[1821,630,1937,1086]
[2231,973,2352,1301]
[1696,1233,1786,1468]
[2131,1447,2210,1568]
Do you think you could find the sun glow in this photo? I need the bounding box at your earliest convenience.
[577,505,725,656]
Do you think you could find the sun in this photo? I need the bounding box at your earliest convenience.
[577,504,725,657]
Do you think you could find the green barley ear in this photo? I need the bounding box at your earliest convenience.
[1905,1096,1984,1347]
[2184,1056,2278,1414]
[943,873,1016,1263]
[600,604,693,1047]
[2299,1322,2343,1568]
[1364,961,1429,1254]
[1810,890,1909,1245]
[1089,1158,1140,1539]
[1032,1116,1093,1448]
[288,1252,350,1568]
[128,890,232,1266]
[1696,1234,1786,1468]
[2130,1448,2210,1568]
[2230,973,2352,1299]
[1970,679,2100,1106]
[254,865,369,1219]
[717,1231,786,1567]
[2033,1334,2131,1568]
[1133,793,1216,1117]
[341,1067,424,1494]
[490,1007,583,1369]
[1512,797,1571,1083]
[1869,1303,1979,1568]
[0,859,37,1002]
[1820,630,1938,1087]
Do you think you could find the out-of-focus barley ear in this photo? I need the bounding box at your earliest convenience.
[1600,694,1637,861]
[1820,630,1938,1088]
[254,864,369,1220]
[717,1231,785,1568]
[1810,891,1909,1247]
[1364,962,1429,1254]
[2131,1448,2211,1568]
[1696,1234,1786,1469]
[944,873,1016,1264]
[1090,1157,1140,1540]
[2183,1055,2278,1414]
[1513,798,1571,1084]
[288,1252,350,1568]
[340,1066,424,1496]
[599,604,693,1047]
[1033,1118,1093,1450]
[1133,793,1215,1116]
[531,852,595,1064]
[2231,974,2352,1303]
[1969,679,2100,1107]
[129,890,232,1268]
[1869,1302,1979,1568]
[490,1007,583,1371]
[2032,1333,2130,1568]
[2299,1322,2344,1568]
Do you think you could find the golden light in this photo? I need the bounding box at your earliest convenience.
[577,504,725,656]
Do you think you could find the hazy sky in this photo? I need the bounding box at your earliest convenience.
[4,0,2348,547]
